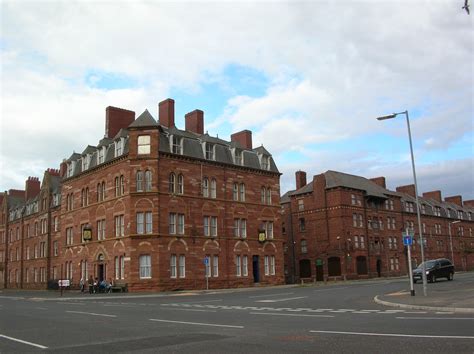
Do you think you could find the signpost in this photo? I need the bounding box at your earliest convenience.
[403,230,415,296]
[204,257,209,290]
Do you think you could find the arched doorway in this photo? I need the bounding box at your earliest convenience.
[97,253,106,281]
[299,259,311,278]
[376,259,382,277]
[328,257,341,276]
[356,256,368,275]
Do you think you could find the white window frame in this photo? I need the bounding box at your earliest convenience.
[170,254,177,278]
[139,255,151,279]
[179,255,186,278]
[138,135,151,155]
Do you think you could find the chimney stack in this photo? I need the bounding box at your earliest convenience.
[231,130,253,150]
[25,177,41,201]
[105,106,135,139]
[8,189,25,199]
[370,177,386,189]
[445,195,462,206]
[464,200,474,207]
[159,98,175,128]
[59,159,67,178]
[396,184,416,197]
[185,109,204,134]
[295,171,307,190]
[422,190,442,202]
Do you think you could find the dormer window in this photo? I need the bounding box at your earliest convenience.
[261,155,270,170]
[171,136,182,154]
[138,135,151,155]
[205,143,215,160]
[82,155,90,171]
[115,139,123,157]
[98,147,105,164]
[234,150,242,165]
[67,162,73,177]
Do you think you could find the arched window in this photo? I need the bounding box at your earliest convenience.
[210,178,217,198]
[145,170,152,191]
[233,183,238,201]
[202,177,209,197]
[120,175,125,195]
[101,181,106,199]
[261,187,266,204]
[177,174,184,194]
[97,183,101,202]
[136,171,143,192]
[85,187,89,205]
[169,173,176,193]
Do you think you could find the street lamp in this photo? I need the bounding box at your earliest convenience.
[376,110,428,297]
[448,220,461,267]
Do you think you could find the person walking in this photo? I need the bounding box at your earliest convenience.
[79,278,85,293]
[88,275,94,294]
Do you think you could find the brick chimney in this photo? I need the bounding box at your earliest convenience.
[396,184,416,197]
[445,195,462,206]
[464,200,474,207]
[370,177,386,188]
[25,177,40,200]
[296,171,307,190]
[46,168,60,177]
[185,109,204,134]
[59,159,67,178]
[159,98,175,128]
[8,189,25,198]
[422,190,442,202]
[231,130,252,150]
[105,106,135,139]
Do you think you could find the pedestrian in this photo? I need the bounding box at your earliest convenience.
[94,277,99,294]
[79,278,85,293]
[88,275,94,294]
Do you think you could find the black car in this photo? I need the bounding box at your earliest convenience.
[413,258,454,283]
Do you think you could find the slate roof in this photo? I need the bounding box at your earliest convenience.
[128,110,158,128]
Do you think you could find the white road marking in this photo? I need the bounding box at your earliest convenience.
[435,312,454,314]
[149,319,243,328]
[396,317,474,320]
[310,330,474,339]
[256,296,307,303]
[250,312,334,318]
[249,292,294,298]
[58,302,85,306]
[66,310,117,318]
[0,334,48,349]
[165,308,217,313]
[35,307,48,310]
[314,287,349,292]
[403,311,427,314]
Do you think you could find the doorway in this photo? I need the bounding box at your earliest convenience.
[315,264,324,281]
[252,255,260,283]
[98,264,105,281]
[376,259,382,277]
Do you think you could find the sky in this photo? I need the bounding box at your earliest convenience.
[1,0,473,201]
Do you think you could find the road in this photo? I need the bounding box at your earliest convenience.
[1,273,473,353]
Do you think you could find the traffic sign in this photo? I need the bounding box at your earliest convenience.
[203,257,209,265]
[403,235,412,246]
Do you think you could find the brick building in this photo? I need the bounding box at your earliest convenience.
[282,170,474,284]
[0,98,284,291]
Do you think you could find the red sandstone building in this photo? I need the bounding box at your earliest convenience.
[0,98,284,291]
[282,170,474,283]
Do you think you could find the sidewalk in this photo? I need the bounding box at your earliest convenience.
[374,277,474,314]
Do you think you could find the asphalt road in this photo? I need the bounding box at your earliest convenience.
[1,273,473,353]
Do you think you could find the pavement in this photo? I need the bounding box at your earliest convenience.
[374,273,474,314]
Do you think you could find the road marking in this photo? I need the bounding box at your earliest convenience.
[165,308,217,313]
[396,317,474,320]
[35,307,48,310]
[0,334,48,349]
[314,287,349,292]
[149,319,243,328]
[179,299,223,304]
[250,312,334,318]
[309,330,474,339]
[249,292,294,298]
[66,310,117,318]
[58,302,85,306]
[435,312,454,314]
[256,296,307,303]
[403,311,427,314]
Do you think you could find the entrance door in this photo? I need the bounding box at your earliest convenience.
[252,256,260,283]
[98,264,105,281]
[316,264,324,281]
[376,259,382,277]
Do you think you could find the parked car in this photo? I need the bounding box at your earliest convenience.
[413,258,454,283]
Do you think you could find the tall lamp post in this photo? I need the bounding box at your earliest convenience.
[376,110,427,296]
[448,220,461,267]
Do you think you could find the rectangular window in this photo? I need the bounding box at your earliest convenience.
[242,255,248,276]
[211,216,217,237]
[235,150,242,165]
[270,255,275,275]
[205,143,214,160]
[139,255,151,279]
[299,218,305,231]
[239,183,245,201]
[145,212,152,234]
[203,216,210,237]
[179,255,186,278]
[137,212,144,234]
[170,254,177,278]
[213,255,219,277]
[236,255,241,276]
[264,256,270,276]
[177,214,184,234]
[233,183,238,201]
[298,199,304,211]
[115,215,124,237]
[66,227,73,245]
[172,136,182,154]
[169,213,176,234]
[115,140,123,157]
[138,135,151,155]
[115,257,120,280]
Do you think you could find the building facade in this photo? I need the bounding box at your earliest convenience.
[0,98,284,291]
[282,170,474,284]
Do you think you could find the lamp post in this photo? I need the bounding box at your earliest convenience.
[376,110,427,296]
[448,220,461,267]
